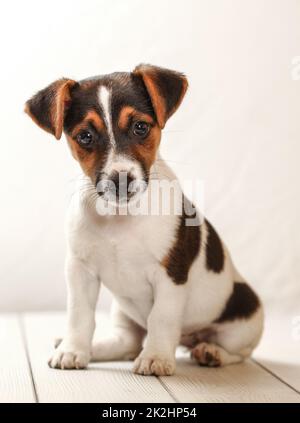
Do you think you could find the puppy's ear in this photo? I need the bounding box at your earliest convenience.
[133,64,188,128]
[25,78,78,140]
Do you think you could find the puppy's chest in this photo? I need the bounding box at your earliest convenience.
[77,217,161,298]
[97,233,152,295]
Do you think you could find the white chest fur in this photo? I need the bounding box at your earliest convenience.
[66,191,179,327]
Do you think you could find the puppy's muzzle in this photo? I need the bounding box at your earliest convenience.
[96,171,136,203]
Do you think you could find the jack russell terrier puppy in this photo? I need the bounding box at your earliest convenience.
[25,65,263,376]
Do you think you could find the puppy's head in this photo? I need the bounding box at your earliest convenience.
[25,65,188,205]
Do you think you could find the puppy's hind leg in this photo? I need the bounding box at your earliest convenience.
[191,309,262,367]
[191,342,249,367]
[191,282,264,367]
[91,302,145,362]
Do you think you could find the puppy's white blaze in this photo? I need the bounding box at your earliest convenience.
[98,85,115,146]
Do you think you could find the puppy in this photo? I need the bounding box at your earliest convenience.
[25,65,263,375]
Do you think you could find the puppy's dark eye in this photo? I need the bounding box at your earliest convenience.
[132,121,150,137]
[77,131,93,146]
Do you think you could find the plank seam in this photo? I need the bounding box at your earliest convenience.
[18,314,39,403]
[252,358,300,396]
[158,377,180,403]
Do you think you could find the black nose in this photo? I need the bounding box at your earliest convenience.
[110,171,135,199]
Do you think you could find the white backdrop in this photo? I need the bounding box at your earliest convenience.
[0,0,299,313]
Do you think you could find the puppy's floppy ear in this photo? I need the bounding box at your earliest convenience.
[25,78,78,140]
[133,64,188,128]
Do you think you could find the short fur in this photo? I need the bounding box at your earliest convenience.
[25,64,264,375]
[161,198,201,284]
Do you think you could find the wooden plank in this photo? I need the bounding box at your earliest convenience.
[160,350,300,403]
[24,312,175,403]
[0,315,35,403]
[254,312,300,393]
[24,311,300,403]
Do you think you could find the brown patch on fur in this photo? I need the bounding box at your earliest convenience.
[161,198,201,284]
[129,125,161,170]
[25,79,77,140]
[53,80,77,139]
[205,219,224,273]
[215,282,260,323]
[137,71,166,128]
[118,106,154,130]
[84,110,104,131]
[118,106,134,129]
[134,64,188,129]
[71,110,104,137]
[66,135,99,179]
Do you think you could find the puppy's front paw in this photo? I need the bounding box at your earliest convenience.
[48,345,90,370]
[133,353,175,376]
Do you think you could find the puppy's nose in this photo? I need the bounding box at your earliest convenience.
[110,171,135,200]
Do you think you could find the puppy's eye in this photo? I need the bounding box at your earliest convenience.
[132,121,150,137]
[77,131,93,146]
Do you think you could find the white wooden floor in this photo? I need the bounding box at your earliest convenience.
[0,312,299,403]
